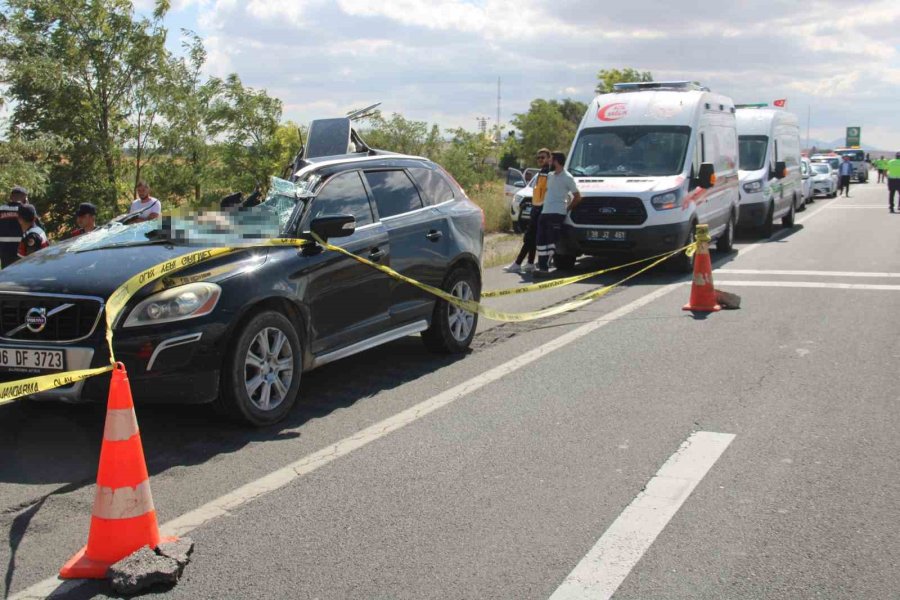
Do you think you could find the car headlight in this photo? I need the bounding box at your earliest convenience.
[742,180,763,193]
[124,282,221,328]
[651,190,681,210]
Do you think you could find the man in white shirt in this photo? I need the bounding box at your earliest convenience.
[534,152,582,277]
[129,181,162,222]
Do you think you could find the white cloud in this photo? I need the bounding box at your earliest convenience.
[166,0,900,149]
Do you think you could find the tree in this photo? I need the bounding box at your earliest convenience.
[0,134,68,201]
[512,99,578,161]
[0,0,170,218]
[595,68,653,94]
[439,128,495,191]
[208,74,284,197]
[362,113,442,159]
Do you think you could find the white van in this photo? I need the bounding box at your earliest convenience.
[736,107,802,236]
[557,81,740,272]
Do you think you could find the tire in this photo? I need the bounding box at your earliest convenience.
[512,220,522,234]
[422,266,480,354]
[215,310,303,426]
[670,221,697,273]
[553,253,577,270]
[781,198,796,228]
[829,190,837,198]
[716,211,735,253]
[760,202,775,238]
[796,193,806,212]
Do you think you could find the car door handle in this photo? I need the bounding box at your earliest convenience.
[425,230,443,242]
[368,248,386,262]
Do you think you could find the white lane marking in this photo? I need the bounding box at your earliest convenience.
[717,269,900,278]
[11,284,683,600]
[828,205,886,209]
[716,280,900,291]
[733,199,832,260]
[548,431,735,600]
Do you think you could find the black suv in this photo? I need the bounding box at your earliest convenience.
[0,121,484,425]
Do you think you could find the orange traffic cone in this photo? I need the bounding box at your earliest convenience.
[683,224,721,313]
[60,363,174,579]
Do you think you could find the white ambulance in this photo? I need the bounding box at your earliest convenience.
[557,81,740,272]
[736,106,802,237]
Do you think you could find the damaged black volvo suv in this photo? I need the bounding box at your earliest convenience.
[0,118,484,425]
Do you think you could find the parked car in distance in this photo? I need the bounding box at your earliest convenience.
[809,162,838,198]
[0,118,485,426]
[509,172,537,233]
[811,154,841,174]
[504,167,539,201]
[800,157,814,204]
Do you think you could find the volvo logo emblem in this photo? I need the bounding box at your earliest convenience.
[25,307,48,333]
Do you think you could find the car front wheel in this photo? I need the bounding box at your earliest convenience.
[216,310,303,426]
[422,266,480,354]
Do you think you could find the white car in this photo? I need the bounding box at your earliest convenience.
[809,162,837,198]
[509,174,536,233]
[800,157,814,204]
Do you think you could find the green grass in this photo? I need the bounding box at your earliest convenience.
[467,180,512,234]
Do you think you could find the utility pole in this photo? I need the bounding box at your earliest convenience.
[496,76,502,143]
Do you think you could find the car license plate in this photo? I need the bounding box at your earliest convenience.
[0,347,65,372]
[587,229,627,241]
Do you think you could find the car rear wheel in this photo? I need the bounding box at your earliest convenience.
[216,310,302,426]
[422,266,480,354]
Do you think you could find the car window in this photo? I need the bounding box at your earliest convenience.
[364,170,424,218]
[408,167,455,206]
[308,171,374,227]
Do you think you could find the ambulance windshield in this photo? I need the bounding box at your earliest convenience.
[568,126,690,177]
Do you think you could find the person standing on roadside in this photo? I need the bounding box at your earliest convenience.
[129,181,162,222]
[70,203,98,237]
[0,186,30,268]
[504,148,551,274]
[534,152,582,278]
[838,156,853,197]
[887,152,900,213]
[877,156,887,184]
[16,204,49,259]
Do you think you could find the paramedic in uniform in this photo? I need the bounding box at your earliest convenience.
[0,186,30,268]
[887,152,900,213]
[16,204,49,259]
[505,148,551,274]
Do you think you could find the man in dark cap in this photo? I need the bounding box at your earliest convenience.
[16,204,49,260]
[70,203,98,237]
[0,186,29,268]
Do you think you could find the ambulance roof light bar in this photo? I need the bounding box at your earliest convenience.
[613,81,710,92]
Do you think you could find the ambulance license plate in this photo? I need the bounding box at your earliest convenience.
[588,229,627,241]
[0,347,65,372]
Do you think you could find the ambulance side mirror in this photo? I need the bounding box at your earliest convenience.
[697,162,716,189]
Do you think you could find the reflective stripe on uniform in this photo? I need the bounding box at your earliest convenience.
[104,408,139,441]
[92,480,155,520]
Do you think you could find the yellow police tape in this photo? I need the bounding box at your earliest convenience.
[0,235,696,406]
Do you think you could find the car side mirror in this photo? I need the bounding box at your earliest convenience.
[310,214,356,241]
[772,161,787,180]
[696,162,716,189]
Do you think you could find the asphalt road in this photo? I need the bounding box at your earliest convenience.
[3,176,899,599]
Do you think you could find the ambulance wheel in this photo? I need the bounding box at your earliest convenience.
[670,222,697,274]
[760,202,774,238]
[553,254,577,270]
[716,211,735,253]
[782,199,796,228]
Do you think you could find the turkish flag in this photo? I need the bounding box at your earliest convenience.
[773,99,787,107]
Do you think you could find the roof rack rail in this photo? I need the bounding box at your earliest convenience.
[612,81,710,92]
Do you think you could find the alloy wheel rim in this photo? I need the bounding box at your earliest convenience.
[244,327,294,411]
[448,281,475,342]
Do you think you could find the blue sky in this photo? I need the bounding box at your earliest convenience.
[139,0,900,149]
